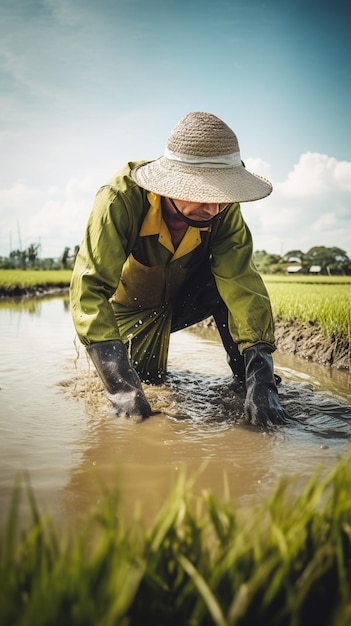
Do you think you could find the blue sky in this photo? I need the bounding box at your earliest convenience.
[0,0,350,258]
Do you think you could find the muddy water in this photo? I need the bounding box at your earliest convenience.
[0,295,350,531]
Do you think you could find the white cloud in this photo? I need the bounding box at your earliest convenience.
[334,160,351,190]
[0,178,96,258]
[245,157,271,179]
[242,152,351,256]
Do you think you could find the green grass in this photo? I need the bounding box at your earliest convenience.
[0,269,72,291]
[2,452,351,625]
[263,275,351,285]
[263,276,351,341]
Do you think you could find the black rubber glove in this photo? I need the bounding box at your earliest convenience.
[86,339,153,419]
[243,343,290,428]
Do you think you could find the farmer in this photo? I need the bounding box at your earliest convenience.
[70,111,290,427]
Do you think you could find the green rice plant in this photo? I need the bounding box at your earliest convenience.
[2,451,351,626]
[263,279,351,341]
[263,275,351,285]
[0,269,72,291]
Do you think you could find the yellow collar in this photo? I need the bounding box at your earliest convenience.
[139,193,209,260]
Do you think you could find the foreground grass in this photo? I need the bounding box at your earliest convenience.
[263,276,351,341]
[0,269,72,291]
[2,452,351,626]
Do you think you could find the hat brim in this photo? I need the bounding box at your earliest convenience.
[131,156,272,203]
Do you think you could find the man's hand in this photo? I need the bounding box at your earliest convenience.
[243,343,291,428]
[106,386,153,419]
[244,382,290,427]
[86,340,153,419]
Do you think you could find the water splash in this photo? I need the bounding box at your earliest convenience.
[159,370,351,444]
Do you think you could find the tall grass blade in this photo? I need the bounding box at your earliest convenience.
[178,553,228,626]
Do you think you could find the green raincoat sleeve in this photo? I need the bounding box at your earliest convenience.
[211,204,276,353]
[70,162,149,345]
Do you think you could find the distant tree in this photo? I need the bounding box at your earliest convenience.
[254,250,284,274]
[61,247,70,269]
[40,257,59,270]
[283,250,305,263]
[27,243,40,267]
[331,256,351,275]
[10,248,27,269]
[73,245,80,262]
[0,256,15,269]
[253,250,268,269]
[305,246,350,274]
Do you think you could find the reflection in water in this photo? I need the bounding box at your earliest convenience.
[0,295,350,532]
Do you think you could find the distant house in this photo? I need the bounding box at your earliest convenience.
[287,265,302,273]
[309,265,321,274]
[286,256,302,263]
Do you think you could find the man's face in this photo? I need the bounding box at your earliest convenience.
[171,199,230,222]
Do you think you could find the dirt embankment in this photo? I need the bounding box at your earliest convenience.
[0,285,69,298]
[274,318,350,370]
[197,317,350,371]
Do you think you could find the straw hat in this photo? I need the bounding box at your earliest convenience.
[131,112,272,203]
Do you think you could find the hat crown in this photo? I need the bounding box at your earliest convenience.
[167,112,239,157]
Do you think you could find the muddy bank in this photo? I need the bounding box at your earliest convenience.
[0,285,69,299]
[274,317,350,370]
[196,317,350,371]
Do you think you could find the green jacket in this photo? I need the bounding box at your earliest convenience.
[70,161,275,380]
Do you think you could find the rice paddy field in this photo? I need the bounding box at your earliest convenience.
[1,451,351,626]
[1,270,350,624]
[0,269,72,293]
[263,275,351,342]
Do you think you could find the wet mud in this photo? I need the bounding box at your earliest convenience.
[197,316,350,371]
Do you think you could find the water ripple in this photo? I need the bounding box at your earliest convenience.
[161,370,351,444]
